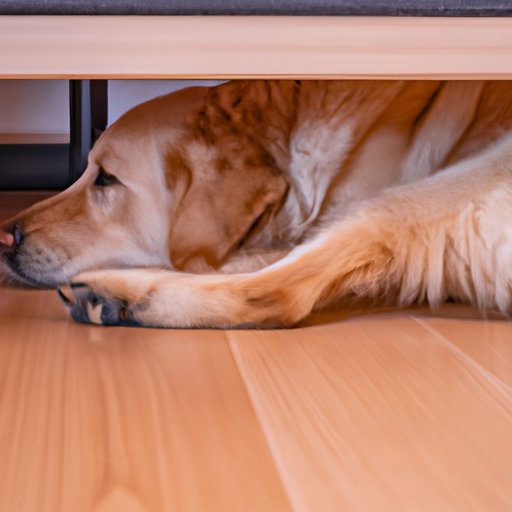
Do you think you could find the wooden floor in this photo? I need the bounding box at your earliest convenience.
[1,193,512,511]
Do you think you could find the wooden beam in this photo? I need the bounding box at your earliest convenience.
[1,16,512,79]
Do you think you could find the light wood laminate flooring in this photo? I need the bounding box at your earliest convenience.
[1,192,511,511]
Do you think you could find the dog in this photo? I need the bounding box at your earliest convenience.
[1,79,512,328]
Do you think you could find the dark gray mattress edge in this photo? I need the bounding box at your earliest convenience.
[0,0,511,17]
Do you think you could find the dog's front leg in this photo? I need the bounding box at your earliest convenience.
[58,267,310,329]
[58,209,398,329]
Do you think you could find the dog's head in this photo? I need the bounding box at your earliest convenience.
[0,82,289,288]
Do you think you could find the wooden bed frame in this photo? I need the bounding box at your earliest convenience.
[1,16,512,79]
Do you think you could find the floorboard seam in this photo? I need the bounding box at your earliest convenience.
[224,331,300,512]
[412,317,512,405]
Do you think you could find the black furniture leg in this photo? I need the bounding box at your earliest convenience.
[91,80,108,143]
[68,79,109,184]
[68,80,91,184]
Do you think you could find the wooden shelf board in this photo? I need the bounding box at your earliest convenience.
[1,16,512,79]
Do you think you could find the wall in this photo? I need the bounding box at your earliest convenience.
[0,80,69,135]
[108,80,222,125]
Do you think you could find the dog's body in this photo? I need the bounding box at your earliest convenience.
[2,80,512,327]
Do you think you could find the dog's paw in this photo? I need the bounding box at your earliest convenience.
[58,282,142,327]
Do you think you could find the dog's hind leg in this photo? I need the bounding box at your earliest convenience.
[61,135,512,328]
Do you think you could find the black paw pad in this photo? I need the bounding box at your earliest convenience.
[99,298,141,327]
[61,284,142,327]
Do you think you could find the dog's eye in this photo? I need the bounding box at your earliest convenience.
[94,169,119,187]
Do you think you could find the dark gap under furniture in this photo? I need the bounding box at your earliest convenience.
[1,0,511,17]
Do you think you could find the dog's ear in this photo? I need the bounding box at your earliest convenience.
[167,80,293,272]
[168,149,288,273]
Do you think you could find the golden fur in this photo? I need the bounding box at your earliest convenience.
[2,80,512,327]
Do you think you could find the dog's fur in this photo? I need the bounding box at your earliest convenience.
[2,80,512,327]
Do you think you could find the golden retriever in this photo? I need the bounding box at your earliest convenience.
[1,80,512,327]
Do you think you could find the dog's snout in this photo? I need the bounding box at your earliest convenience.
[0,224,24,252]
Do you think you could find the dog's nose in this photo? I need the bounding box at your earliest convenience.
[0,230,14,248]
[0,224,23,251]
